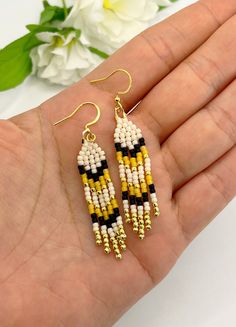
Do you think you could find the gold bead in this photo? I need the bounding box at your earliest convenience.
[104,247,111,254]
[153,204,160,216]
[139,233,145,240]
[116,253,122,260]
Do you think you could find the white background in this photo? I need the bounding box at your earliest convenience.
[0,1,236,326]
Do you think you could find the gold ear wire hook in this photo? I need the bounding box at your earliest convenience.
[90,68,132,96]
[90,68,132,119]
[53,102,101,142]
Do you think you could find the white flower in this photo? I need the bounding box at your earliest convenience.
[63,0,162,54]
[30,31,102,86]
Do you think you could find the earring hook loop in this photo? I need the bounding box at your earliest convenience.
[53,101,101,142]
[90,68,132,96]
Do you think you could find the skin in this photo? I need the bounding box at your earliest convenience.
[0,0,236,325]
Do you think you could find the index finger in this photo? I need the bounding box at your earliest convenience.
[85,0,236,109]
[42,0,236,148]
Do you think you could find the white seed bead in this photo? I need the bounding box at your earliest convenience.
[110,190,115,196]
[101,225,107,231]
[101,229,107,235]
[123,203,129,210]
[151,193,157,200]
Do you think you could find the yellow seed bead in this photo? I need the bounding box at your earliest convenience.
[123,156,129,165]
[103,211,109,220]
[141,146,148,156]
[116,152,122,161]
[146,175,153,185]
[111,199,118,208]
[81,174,88,184]
[88,203,95,214]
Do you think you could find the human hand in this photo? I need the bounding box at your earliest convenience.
[0,0,236,326]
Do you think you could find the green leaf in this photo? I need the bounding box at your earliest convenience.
[89,47,109,59]
[0,33,42,91]
[43,0,50,8]
[40,6,56,24]
[40,5,72,25]
[159,0,178,10]
[26,24,59,33]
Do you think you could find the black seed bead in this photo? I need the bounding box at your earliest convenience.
[101,160,108,169]
[93,173,99,182]
[136,197,143,206]
[121,147,128,156]
[122,191,128,200]
[87,170,92,180]
[91,213,98,223]
[149,184,156,194]
[129,195,136,205]
[142,192,148,202]
[98,216,105,226]
[113,207,120,217]
[78,165,85,175]
[109,214,116,224]
[139,137,145,146]
[115,142,121,151]
[106,220,112,229]
[134,144,141,153]
[129,149,136,158]
[97,166,103,177]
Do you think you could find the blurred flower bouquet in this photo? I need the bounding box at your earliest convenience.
[0,0,177,90]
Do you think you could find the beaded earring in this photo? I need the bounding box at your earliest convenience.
[90,70,160,240]
[54,102,126,259]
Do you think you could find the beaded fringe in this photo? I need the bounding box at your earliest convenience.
[114,117,160,239]
[77,140,126,259]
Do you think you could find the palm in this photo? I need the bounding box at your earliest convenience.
[1,1,236,326]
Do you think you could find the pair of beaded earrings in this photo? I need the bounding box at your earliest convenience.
[54,69,160,260]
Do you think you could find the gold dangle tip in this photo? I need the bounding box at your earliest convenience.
[116,253,122,260]
[94,231,102,246]
[153,204,160,216]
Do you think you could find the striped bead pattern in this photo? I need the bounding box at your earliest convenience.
[77,139,126,259]
[114,116,160,239]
